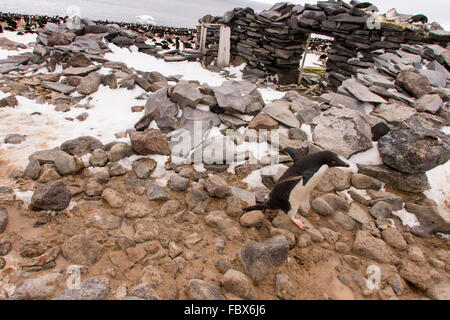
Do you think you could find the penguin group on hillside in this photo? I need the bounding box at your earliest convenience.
[244,148,349,230]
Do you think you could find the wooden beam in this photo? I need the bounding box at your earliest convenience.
[217,25,231,68]
[298,33,311,85]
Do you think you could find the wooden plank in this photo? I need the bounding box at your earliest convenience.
[298,33,311,84]
[199,24,207,52]
[217,25,231,68]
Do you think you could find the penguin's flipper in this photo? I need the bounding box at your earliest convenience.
[243,203,268,212]
[282,147,303,163]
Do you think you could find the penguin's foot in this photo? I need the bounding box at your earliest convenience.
[290,217,305,230]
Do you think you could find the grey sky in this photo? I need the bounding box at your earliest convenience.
[253,0,450,30]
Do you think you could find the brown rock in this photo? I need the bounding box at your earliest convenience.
[395,70,431,98]
[130,129,170,155]
[248,114,279,129]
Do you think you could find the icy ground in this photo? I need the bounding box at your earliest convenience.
[0,31,449,217]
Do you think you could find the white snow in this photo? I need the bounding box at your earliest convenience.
[392,208,421,228]
[0,86,145,167]
[105,44,229,86]
[14,190,33,207]
[0,31,36,59]
[347,142,384,173]
[300,123,313,141]
[424,161,450,212]
[242,169,265,188]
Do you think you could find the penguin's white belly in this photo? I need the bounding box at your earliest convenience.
[287,164,329,218]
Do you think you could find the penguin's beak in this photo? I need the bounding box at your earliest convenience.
[335,158,350,168]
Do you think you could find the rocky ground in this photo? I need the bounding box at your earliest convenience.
[0,14,449,300]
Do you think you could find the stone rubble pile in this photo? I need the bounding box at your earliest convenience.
[198,1,450,86]
[0,4,449,301]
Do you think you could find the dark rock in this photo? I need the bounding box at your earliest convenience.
[5,134,26,144]
[357,164,430,193]
[378,128,449,174]
[128,283,160,300]
[369,201,392,219]
[186,279,225,300]
[0,208,7,233]
[67,54,92,68]
[130,129,170,155]
[23,159,41,180]
[31,180,72,211]
[395,70,431,98]
[0,95,18,108]
[54,277,109,300]
[145,182,169,201]
[404,203,450,237]
[238,236,289,283]
[108,143,134,162]
[60,136,104,156]
[351,173,382,190]
[168,175,190,191]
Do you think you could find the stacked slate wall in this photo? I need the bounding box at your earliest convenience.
[197,1,449,87]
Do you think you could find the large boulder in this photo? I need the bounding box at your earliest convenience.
[357,164,430,193]
[135,88,178,131]
[238,236,289,283]
[130,129,170,155]
[77,73,102,95]
[378,128,450,174]
[60,136,104,156]
[310,106,373,158]
[395,70,432,98]
[170,81,204,108]
[48,32,76,46]
[29,148,73,174]
[212,80,264,114]
[30,180,72,211]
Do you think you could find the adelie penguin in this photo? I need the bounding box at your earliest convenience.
[408,14,428,24]
[244,148,349,230]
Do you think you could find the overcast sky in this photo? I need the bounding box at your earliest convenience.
[253,0,450,30]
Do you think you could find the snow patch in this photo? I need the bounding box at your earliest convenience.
[392,208,421,228]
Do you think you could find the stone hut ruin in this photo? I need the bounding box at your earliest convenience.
[197,1,450,87]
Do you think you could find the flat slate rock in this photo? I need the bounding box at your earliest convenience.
[61,65,101,76]
[262,101,299,128]
[342,79,386,104]
[42,81,76,94]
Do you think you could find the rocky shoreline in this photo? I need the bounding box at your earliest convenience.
[0,1,449,301]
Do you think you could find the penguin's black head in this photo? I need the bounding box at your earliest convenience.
[320,151,349,168]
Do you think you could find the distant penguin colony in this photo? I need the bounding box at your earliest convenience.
[244,149,349,230]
